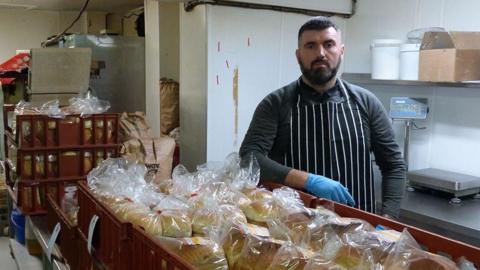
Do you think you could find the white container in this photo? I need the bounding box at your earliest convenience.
[370,39,403,80]
[400,43,421,80]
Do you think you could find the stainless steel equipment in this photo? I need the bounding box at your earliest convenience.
[408,168,480,199]
[62,34,146,113]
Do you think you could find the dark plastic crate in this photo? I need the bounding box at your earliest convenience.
[16,179,83,215]
[14,113,119,148]
[77,181,132,270]
[46,193,79,269]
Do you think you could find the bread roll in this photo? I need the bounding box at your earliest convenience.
[158,237,228,270]
[384,249,458,270]
[219,204,248,225]
[222,222,270,269]
[160,209,192,237]
[243,188,273,201]
[244,199,279,223]
[232,235,285,270]
[267,244,314,270]
[111,201,150,222]
[192,208,222,235]
[135,212,163,236]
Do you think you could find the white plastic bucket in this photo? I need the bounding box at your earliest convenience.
[370,39,403,80]
[400,43,421,80]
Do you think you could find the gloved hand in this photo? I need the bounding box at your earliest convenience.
[305,174,355,206]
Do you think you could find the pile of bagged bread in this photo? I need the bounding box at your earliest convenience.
[86,154,467,270]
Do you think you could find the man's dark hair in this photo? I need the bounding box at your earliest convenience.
[298,16,339,41]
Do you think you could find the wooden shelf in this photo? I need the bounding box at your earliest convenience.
[341,73,480,88]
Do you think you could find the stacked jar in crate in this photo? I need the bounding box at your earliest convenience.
[3,105,121,215]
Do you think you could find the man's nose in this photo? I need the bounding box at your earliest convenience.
[316,45,326,58]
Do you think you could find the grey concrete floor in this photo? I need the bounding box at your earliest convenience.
[0,237,18,270]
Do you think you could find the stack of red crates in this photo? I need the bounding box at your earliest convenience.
[3,104,121,215]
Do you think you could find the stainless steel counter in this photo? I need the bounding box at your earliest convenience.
[399,189,480,247]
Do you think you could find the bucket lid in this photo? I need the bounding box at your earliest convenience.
[400,43,421,52]
[371,39,403,47]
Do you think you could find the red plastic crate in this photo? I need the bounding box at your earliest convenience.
[132,226,194,270]
[14,113,119,148]
[46,193,79,269]
[316,199,480,268]
[16,179,82,215]
[77,181,132,270]
[16,146,120,181]
[77,230,98,270]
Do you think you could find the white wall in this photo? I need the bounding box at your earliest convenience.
[159,3,179,81]
[342,0,480,176]
[0,9,59,63]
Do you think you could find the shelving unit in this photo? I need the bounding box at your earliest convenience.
[341,73,480,88]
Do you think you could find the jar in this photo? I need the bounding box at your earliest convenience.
[47,185,58,202]
[84,120,93,144]
[62,186,79,224]
[23,155,32,178]
[34,121,44,145]
[47,154,57,177]
[35,154,45,177]
[23,186,33,210]
[21,121,32,146]
[83,152,93,173]
[47,121,57,145]
[106,120,114,143]
[95,151,104,167]
[95,120,104,143]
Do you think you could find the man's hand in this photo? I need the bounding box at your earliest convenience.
[305,174,356,206]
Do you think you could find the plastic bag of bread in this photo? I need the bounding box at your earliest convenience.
[110,200,150,222]
[193,201,248,236]
[244,186,307,225]
[230,152,260,190]
[266,242,315,270]
[232,234,286,270]
[308,216,374,254]
[220,221,271,269]
[383,229,459,270]
[267,207,318,246]
[304,255,347,270]
[133,211,163,236]
[170,164,214,198]
[158,209,192,237]
[156,236,228,270]
[333,230,398,269]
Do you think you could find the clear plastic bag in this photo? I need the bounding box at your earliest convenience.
[304,255,346,270]
[383,229,459,270]
[68,91,110,117]
[267,242,314,270]
[156,236,229,270]
[232,234,286,270]
[334,230,397,269]
[220,221,271,269]
[158,209,192,238]
[61,185,79,225]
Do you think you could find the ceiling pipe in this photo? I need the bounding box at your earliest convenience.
[184,0,357,18]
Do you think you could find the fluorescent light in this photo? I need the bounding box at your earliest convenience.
[0,3,37,10]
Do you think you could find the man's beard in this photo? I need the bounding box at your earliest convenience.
[299,58,341,86]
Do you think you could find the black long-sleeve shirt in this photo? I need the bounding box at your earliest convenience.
[240,78,406,216]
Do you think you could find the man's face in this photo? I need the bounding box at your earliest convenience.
[296,27,344,86]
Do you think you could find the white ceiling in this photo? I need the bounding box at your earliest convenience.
[0,0,144,12]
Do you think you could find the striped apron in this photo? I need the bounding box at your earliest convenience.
[284,80,375,212]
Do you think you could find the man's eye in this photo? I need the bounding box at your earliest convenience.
[306,44,315,49]
[325,42,334,49]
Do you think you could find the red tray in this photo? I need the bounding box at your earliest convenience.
[46,193,79,269]
[16,146,120,181]
[14,113,119,148]
[77,181,132,270]
[16,179,83,215]
[132,226,194,270]
[317,199,480,267]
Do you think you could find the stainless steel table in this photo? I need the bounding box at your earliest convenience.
[399,189,480,247]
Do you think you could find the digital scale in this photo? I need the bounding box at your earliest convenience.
[389,97,480,203]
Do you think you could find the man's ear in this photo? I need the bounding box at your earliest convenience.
[295,49,300,63]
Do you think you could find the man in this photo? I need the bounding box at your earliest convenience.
[240,16,406,217]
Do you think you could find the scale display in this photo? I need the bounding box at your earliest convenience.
[389,97,428,119]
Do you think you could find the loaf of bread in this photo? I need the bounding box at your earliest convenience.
[242,188,273,201]
[160,209,192,237]
[221,222,270,269]
[384,247,459,270]
[266,243,314,270]
[231,235,285,270]
[244,199,280,224]
[158,236,229,270]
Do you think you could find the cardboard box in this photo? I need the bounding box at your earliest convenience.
[419,31,480,82]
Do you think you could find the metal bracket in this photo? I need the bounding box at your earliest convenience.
[184,0,357,18]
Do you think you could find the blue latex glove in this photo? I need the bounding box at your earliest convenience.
[305,174,356,206]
